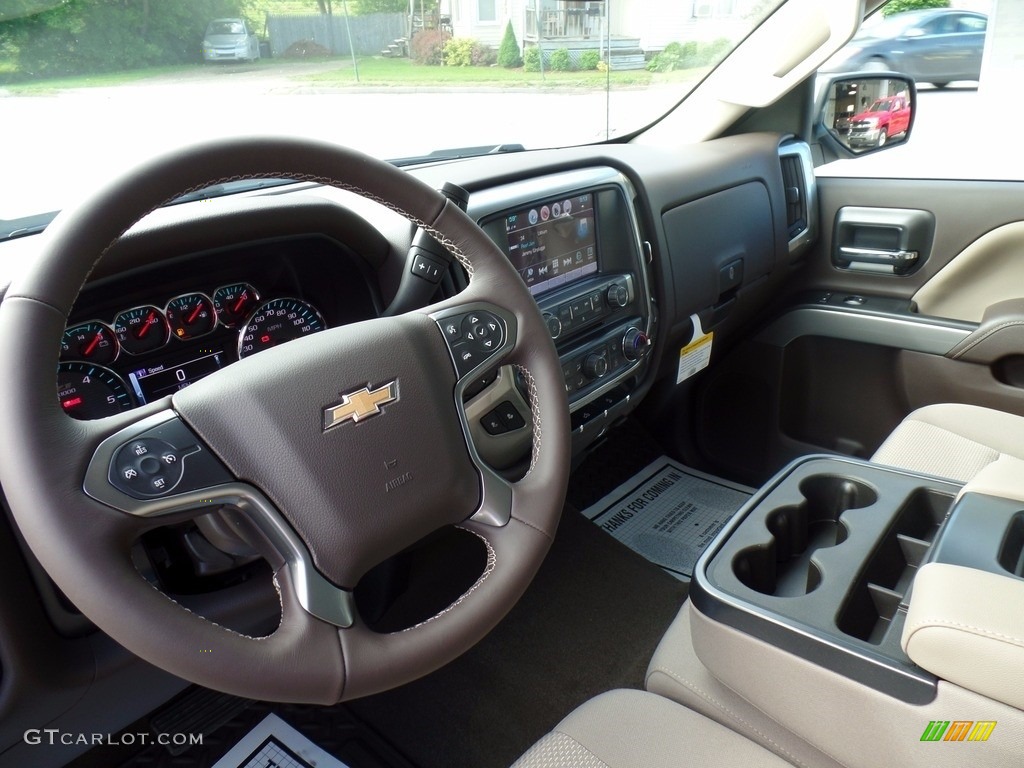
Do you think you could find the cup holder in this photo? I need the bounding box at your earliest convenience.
[733,475,876,597]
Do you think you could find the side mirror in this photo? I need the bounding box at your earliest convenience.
[903,27,925,38]
[815,73,916,156]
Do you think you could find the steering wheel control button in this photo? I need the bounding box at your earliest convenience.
[106,417,232,500]
[410,249,445,283]
[493,401,526,431]
[480,410,508,435]
[112,437,185,497]
[438,309,507,377]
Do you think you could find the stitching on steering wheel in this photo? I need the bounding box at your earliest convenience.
[514,363,541,475]
[400,526,497,632]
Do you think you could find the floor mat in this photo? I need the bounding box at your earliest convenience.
[581,457,753,579]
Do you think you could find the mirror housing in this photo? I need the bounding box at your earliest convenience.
[815,73,916,157]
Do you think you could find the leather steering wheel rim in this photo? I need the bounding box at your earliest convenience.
[0,137,570,703]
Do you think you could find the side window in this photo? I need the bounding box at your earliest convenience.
[958,16,986,33]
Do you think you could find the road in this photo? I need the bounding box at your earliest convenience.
[0,65,1002,221]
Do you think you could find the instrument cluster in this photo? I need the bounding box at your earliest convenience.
[57,282,327,420]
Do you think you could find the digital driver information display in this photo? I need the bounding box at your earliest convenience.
[505,193,598,295]
[128,350,225,404]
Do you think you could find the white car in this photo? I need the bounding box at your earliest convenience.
[202,18,260,63]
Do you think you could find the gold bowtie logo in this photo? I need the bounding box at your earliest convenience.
[323,381,399,431]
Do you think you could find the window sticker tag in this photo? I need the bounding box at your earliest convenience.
[676,314,713,384]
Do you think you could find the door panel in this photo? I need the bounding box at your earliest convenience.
[912,222,1024,322]
[692,177,1024,483]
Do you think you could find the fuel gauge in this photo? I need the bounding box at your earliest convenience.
[166,292,217,340]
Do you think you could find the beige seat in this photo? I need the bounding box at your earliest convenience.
[871,403,1024,483]
[511,689,793,768]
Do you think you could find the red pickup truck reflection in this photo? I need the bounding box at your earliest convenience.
[847,96,911,148]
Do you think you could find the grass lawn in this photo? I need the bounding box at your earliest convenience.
[305,56,659,88]
[0,55,707,93]
[0,64,202,92]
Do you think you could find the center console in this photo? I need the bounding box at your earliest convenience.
[470,167,655,454]
[691,456,964,704]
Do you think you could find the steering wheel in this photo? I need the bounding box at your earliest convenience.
[0,138,570,704]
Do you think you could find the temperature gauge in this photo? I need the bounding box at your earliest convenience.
[114,305,169,356]
[213,283,260,328]
[60,320,119,365]
[165,292,217,340]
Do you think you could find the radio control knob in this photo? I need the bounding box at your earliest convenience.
[542,312,562,340]
[584,353,609,379]
[606,283,629,308]
[622,327,651,362]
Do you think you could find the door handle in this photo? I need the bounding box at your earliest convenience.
[837,246,919,273]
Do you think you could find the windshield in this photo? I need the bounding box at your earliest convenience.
[0,0,781,229]
[206,20,247,36]
[865,98,897,113]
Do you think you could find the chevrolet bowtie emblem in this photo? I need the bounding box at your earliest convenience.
[323,381,399,432]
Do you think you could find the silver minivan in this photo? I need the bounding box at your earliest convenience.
[202,18,260,62]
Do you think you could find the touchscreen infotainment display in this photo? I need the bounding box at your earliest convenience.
[505,192,597,295]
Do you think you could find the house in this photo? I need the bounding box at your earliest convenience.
[439,0,762,67]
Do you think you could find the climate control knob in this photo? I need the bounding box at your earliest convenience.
[584,353,609,379]
[542,312,562,340]
[622,327,651,362]
[606,283,629,308]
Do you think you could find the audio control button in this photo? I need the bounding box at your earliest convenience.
[543,312,562,340]
[606,283,629,308]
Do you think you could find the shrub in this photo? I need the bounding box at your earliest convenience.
[883,0,949,15]
[579,50,600,71]
[410,28,451,65]
[646,38,732,73]
[596,59,609,73]
[471,41,497,67]
[523,46,540,72]
[549,47,570,71]
[497,20,522,68]
[443,36,475,66]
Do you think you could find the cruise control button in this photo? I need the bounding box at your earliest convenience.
[140,456,162,475]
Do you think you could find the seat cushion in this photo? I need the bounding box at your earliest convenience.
[511,689,792,768]
[871,403,1024,482]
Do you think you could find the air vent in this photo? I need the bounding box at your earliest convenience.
[778,142,817,257]
[780,153,807,239]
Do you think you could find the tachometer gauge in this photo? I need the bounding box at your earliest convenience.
[213,282,260,328]
[165,292,217,340]
[60,320,119,365]
[114,305,170,355]
[57,362,135,420]
[238,298,326,359]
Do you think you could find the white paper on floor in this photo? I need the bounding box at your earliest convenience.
[212,713,351,768]
[582,457,753,579]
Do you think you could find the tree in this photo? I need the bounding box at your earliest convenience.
[0,0,250,78]
[882,0,950,16]
[497,20,521,68]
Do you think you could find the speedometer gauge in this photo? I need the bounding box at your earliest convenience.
[238,298,326,359]
[57,362,135,420]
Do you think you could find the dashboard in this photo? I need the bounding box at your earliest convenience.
[0,132,816,767]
